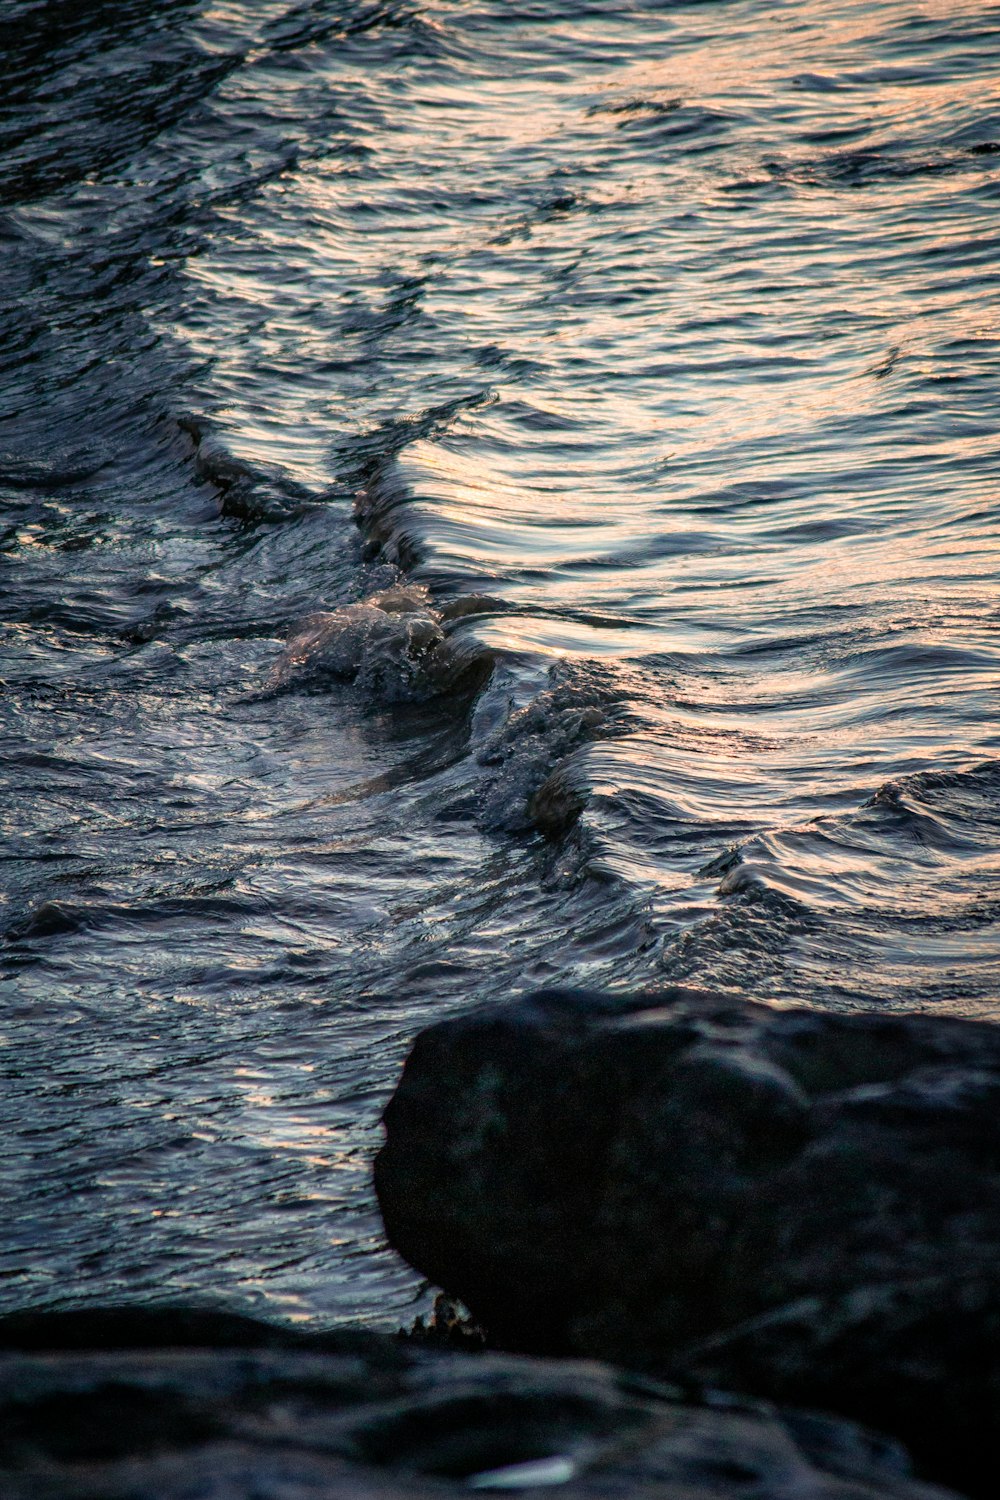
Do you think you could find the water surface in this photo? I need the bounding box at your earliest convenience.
[2,0,999,1325]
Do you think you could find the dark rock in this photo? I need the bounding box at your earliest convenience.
[0,1308,957,1498]
[375,987,1000,1497]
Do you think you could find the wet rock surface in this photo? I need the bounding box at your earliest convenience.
[0,1308,957,1498]
[375,987,1000,1497]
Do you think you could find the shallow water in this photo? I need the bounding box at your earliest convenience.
[1,0,998,1326]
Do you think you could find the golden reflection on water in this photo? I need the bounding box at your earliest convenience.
[172,0,1000,1014]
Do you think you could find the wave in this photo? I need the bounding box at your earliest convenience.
[659,764,1000,1012]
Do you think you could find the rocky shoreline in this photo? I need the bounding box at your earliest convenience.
[0,1307,958,1498]
[3,985,997,1498]
[376,986,1000,1498]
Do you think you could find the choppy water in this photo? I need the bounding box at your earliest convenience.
[2,0,998,1327]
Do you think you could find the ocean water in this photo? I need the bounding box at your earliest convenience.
[1,0,998,1327]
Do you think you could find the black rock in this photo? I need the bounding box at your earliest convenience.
[0,1307,957,1498]
[375,986,1000,1497]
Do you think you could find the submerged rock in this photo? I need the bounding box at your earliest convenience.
[375,987,1000,1497]
[267,585,491,702]
[0,1308,955,1498]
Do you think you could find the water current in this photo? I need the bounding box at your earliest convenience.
[2,0,999,1328]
